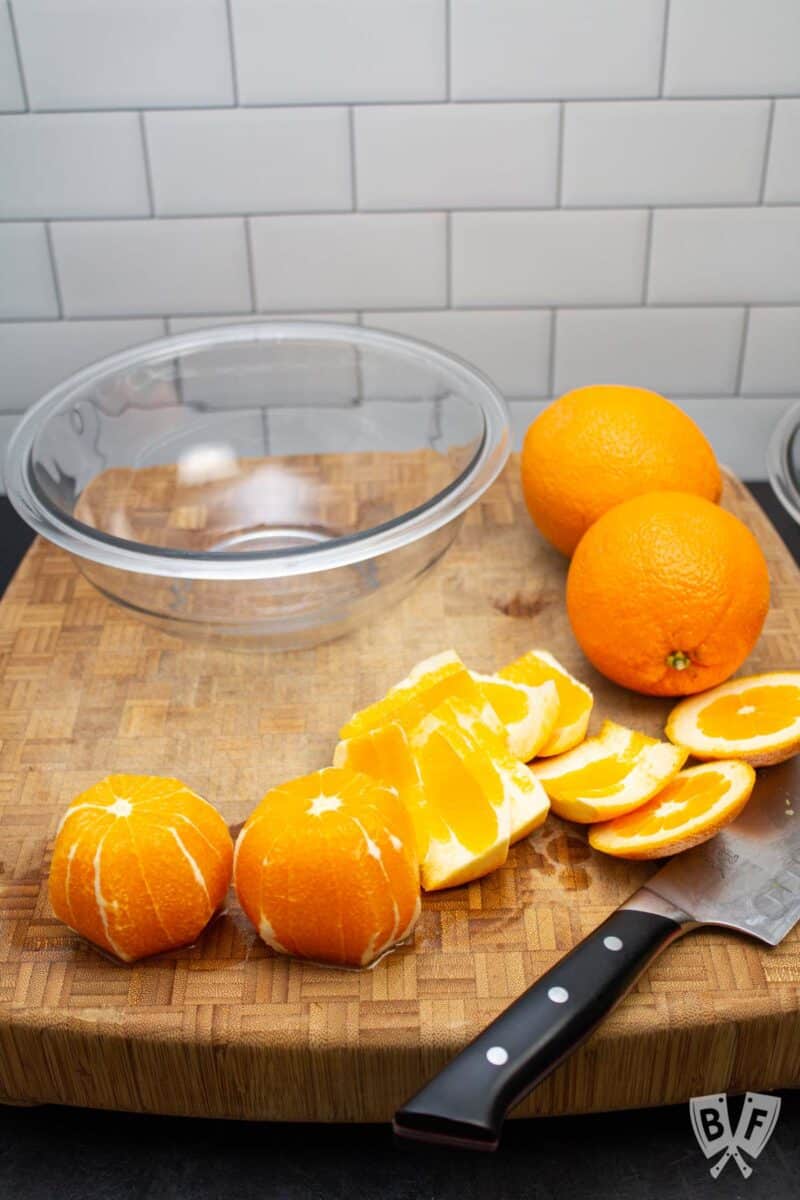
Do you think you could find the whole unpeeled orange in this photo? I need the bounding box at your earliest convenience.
[566,492,770,696]
[521,385,722,556]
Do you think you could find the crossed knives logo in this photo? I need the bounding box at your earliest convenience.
[690,1093,781,1179]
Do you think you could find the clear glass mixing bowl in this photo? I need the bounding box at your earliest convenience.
[767,402,800,529]
[5,322,509,649]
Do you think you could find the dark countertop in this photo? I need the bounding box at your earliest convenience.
[0,485,798,1200]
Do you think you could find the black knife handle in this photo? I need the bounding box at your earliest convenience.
[393,908,685,1150]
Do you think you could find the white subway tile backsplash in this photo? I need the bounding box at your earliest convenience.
[0,319,164,412]
[231,0,446,105]
[0,223,58,318]
[452,211,648,307]
[764,102,800,204]
[0,412,22,490]
[268,402,438,457]
[741,308,800,395]
[146,109,351,217]
[665,0,800,97]
[167,314,357,334]
[554,308,745,396]
[355,104,558,210]
[678,397,794,478]
[451,0,665,100]
[0,3,24,112]
[0,114,149,218]
[250,214,446,311]
[563,101,770,207]
[649,208,800,304]
[51,219,251,318]
[363,309,551,397]
[13,0,233,109]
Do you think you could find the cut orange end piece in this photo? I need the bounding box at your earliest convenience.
[588,760,756,859]
[233,767,420,968]
[499,649,593,756]
[666,671,800,767]
[471,672,559,761]
[339,651,486,742]
[533,720,688,823]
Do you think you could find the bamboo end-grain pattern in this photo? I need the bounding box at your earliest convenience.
[0,457,798,1121]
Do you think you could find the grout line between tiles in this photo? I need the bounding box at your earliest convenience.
[657,0,671,97]
[546,309,557,398]
[138,112,156,216]
[554,103,565,207]
[445,212,453,307]
[641,209,655,303]
[758,100,777,203]
[734,307,751,394]
[243,217,257,311]
[224,0,240,107]
[6,0,29,110]
[42,221,63,317]
[444,0,452,101]
[348,107,358,210]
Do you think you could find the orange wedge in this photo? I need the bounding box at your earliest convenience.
[499,649,593,756]
[666,671,800,767]
[589,760,756,859]
[470,672,559,761]
[333,722,431,863]
[339,651,488,742]
[533,720,688,823]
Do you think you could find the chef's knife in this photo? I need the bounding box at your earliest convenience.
[394,756,800,1151]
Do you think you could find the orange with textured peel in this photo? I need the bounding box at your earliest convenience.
[567,492,770,696]
[533,720,688,823]
[589,760,756,859]
[521,385,722,556]
[233,767,419,967]
[48,774,233,963]
[666,672,800,767]
[499,649,593,756]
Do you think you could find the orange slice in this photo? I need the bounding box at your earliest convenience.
[589,760,756,859]
[339,651,487,742]
[499,649,593,756]
[233,767,420,967]
[666,672,800,767]
[470,672,559,760]
[533,720,688,823]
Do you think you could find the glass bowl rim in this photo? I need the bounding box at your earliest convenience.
[767,400,800,528]
[5,320,511,581]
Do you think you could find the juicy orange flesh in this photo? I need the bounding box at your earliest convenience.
[48,774,233,962]
[599,770,729,838]
[413,727,502,853]
[480,680,529,725]
[697,685,800,739]
[500,654,585,725]
[234,768,419,967]
[339,725,431,860]
[544,733,653,799]
[340,662,481,740]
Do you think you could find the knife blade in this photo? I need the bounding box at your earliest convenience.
[393,756,800,1151]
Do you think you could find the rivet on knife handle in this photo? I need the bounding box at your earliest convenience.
[393,906,687,1151]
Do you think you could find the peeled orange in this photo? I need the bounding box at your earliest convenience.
[521,385,722,556]
[533,721,688,823]
[666,672,800,767]
[233,767,419,967]
[49,774,233,962]
[499,649,593,756]
[566,492,770,696]
[470,671,559,760]
[589,760,756,859]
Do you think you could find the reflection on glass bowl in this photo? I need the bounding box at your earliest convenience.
[5,322,510,649]
[768,402,800,530]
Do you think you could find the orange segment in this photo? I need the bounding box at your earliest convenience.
[499,649,593,756]
[48,774,233,963]
[533,720,688,823]
[471,672,559,761]
[233,767,420,967]
[666,672,800,766]
[339,651,485,741]
[589,760,756,859]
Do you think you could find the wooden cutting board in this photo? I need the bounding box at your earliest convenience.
[1,458,799,1122]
